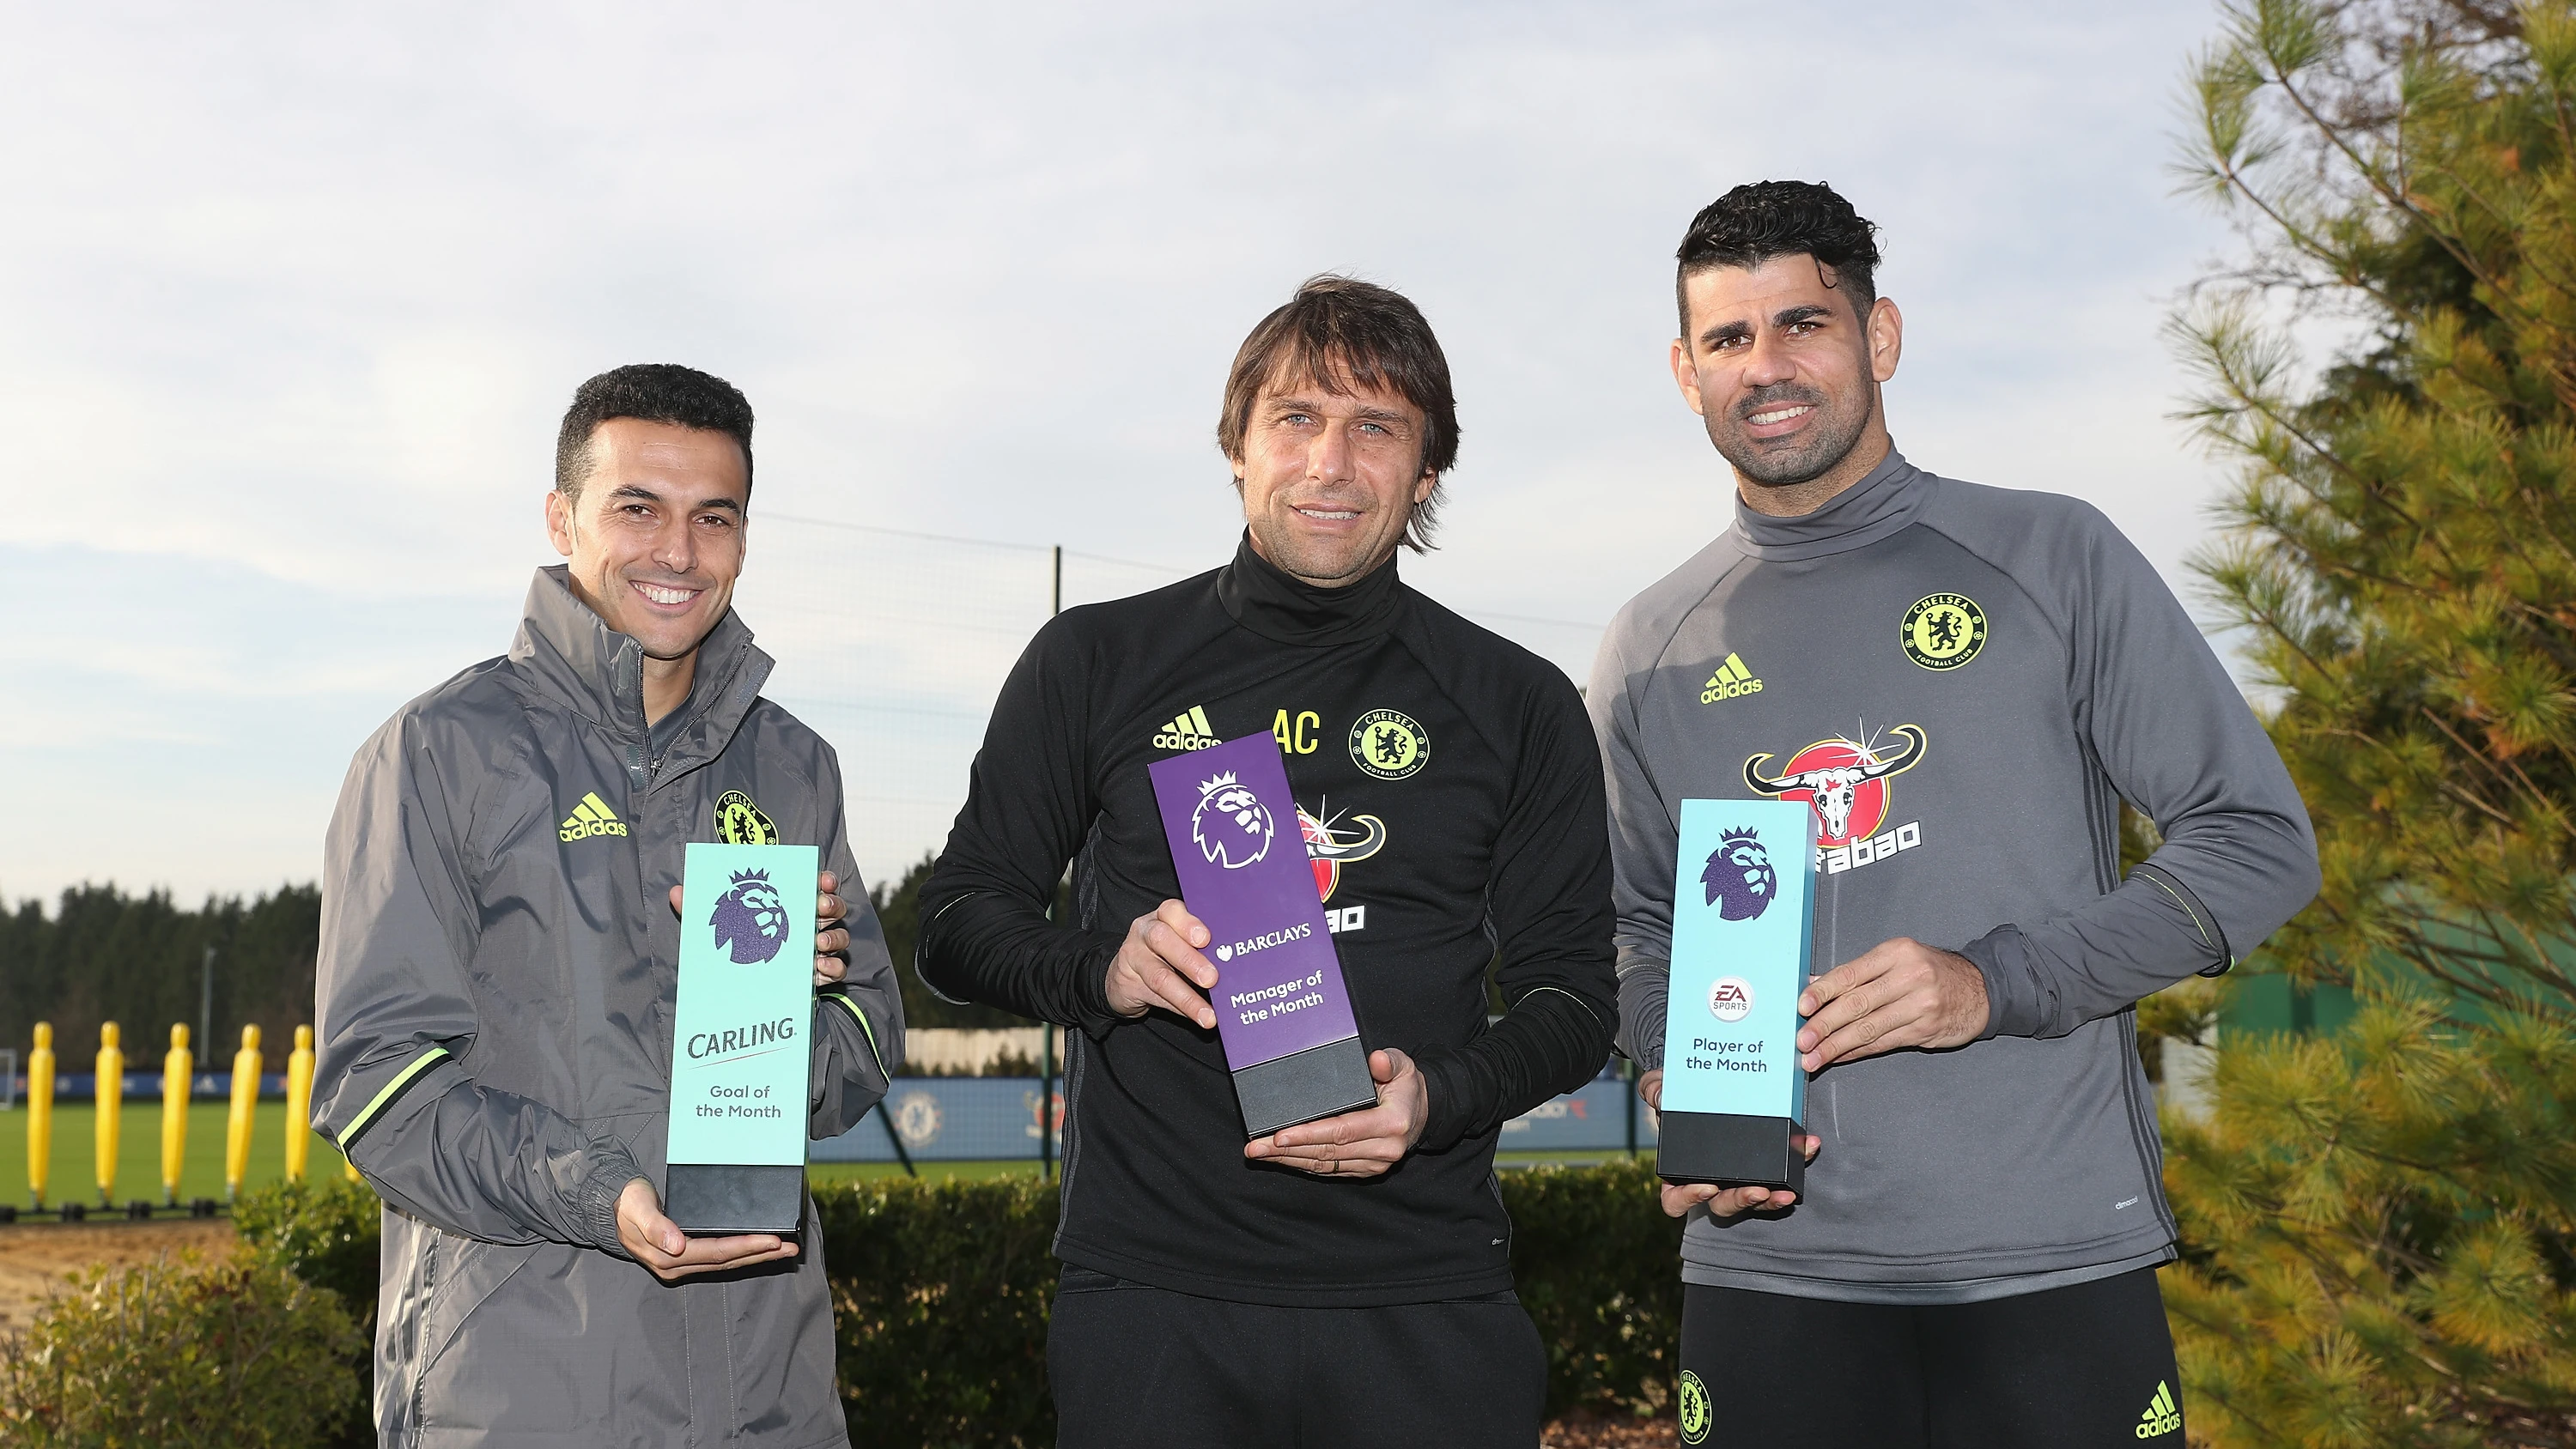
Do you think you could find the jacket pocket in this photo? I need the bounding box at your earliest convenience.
[410,1234,546,1432]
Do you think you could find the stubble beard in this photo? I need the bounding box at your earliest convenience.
[1710,385,1874,489]
[1248,502,1406,588]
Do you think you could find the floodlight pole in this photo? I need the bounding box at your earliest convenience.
[198,945,215,1066]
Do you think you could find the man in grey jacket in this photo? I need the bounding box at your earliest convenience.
[315,363,902,1447]
[1590,183,2318,1446]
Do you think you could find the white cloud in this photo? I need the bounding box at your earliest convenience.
[0,0,2258,899]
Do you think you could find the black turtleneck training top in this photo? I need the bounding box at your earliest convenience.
[919,537,1617,1307]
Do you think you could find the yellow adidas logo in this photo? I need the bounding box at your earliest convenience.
[1152,705,1222,752]
[1700,652,1764,705]
[2135,1380,2180,1439]
[558,791,629,842]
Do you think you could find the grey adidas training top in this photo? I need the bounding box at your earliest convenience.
[1589,451,2318,1303]
[314,567,902,1446]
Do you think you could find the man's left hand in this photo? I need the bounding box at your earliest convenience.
[1243,1048,1428,1178]
[1796,937,1989,1071]
[667,870,851,988]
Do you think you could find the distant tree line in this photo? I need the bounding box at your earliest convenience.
[866,855,1040,1032]
[0,858,1032,1062]
[0,883,322,1064]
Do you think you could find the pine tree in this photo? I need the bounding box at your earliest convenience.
[2163,2,2576,1442]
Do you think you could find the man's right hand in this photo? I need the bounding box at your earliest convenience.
[1104,900,1219,1030]
[1637,1069,1822,1220]
[616,1179,799,1282]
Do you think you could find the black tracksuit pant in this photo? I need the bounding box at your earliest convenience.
[1048,1267,1547,1447]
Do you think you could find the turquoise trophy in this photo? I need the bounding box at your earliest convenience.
[665,840,817,1234]
[1656,798,1815,1191]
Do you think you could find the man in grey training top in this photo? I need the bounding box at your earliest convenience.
[1589,182,2318,1446]
[313,364,902,1446]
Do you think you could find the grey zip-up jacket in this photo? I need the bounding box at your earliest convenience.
[315,567,902,1447]
[1591,452,2317,1302]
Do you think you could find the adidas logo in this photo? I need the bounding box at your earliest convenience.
[2135,1380,2180,1439]
[1699,652,1764,705]
[1152,706,1222,752]
[558,791,629,842]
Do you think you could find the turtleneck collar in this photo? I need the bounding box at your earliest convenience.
[1731,447,1931,561]
[509,565,772,751]
[1215,532,1404,646]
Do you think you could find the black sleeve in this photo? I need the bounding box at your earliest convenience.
[1409,671,1619,1152]
[916,621,1127,1032]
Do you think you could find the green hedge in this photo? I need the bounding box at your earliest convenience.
[1503,1158,1684,1419]
[0,1250,365,1448]
[817,1175,1061,1449]
[240,1158,1685,1446]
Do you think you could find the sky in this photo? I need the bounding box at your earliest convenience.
[1,1,2269,904]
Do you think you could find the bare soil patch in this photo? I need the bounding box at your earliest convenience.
[1544,1412,1679,1447]
[0,1220,236,1333]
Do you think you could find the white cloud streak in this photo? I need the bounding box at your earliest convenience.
[1,0,2249,900]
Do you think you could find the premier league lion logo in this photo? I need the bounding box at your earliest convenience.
[709,868,791,965]
[1702,828,1777,922]
[1190,771,1274,870]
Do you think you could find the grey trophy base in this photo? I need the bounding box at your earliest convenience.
[1233,1034,1377,1138]
[665,1163,805,1237]
[1656,1111,1808,1192]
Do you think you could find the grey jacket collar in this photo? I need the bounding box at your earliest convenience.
[509,566,775,786]
[1729,447,1930,562]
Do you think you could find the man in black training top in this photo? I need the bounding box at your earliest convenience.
[920,276,1617,1447]
[1590,183,2319,1446]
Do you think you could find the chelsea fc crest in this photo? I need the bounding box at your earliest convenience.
[714,790,780,846]
[1901,593,1987,671]
[1348,708,1429,781]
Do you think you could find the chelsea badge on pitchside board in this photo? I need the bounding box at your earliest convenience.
[1657,798,1815,1191]
[665,840,819,1234]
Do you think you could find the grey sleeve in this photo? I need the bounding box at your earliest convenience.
[808,743,902,1139]
[1957,511,2320,1039]
[312,717,638,1254]
[1590,622,1677,1073]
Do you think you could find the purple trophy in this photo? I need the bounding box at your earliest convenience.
[1148,732,1377,1137]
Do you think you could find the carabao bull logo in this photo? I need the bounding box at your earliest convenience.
[1743,724,1928,848]
[1191,771,1275,870]
[710,869,791,966]
[1298,803,1386,902]
[1702,828,1777,921]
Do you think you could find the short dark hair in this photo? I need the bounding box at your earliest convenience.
[1675,181,1882,339]
[1217,276,1460,553]
[554,363,756,500]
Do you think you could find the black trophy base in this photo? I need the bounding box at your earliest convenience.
[1656,1111,1807,1192]
[1234,1034,1377,1138]
[665,1163,805,1237]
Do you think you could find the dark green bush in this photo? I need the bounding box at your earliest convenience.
[815,1174,1061,1449]
[0,1250,365,1448]
[234,1175,382,1315]
[237,1159,1685,1444]
[233,1175,382,1449]
[808,1158,1681,1443]
[1505,1158,1685,1419]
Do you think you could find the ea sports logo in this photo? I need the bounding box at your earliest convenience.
[1709,977,1753,1023]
